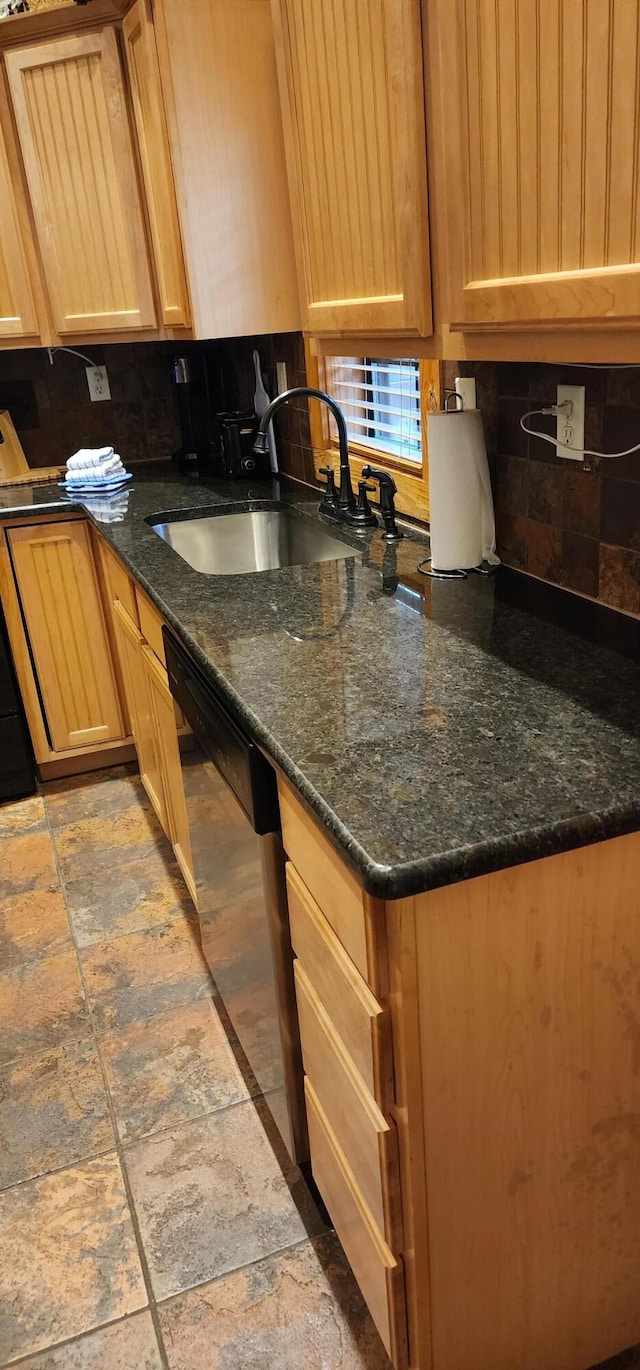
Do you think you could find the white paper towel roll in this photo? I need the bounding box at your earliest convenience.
[426,409,498,572]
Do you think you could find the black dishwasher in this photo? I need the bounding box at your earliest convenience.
[0,602,35,803]
[164,628,308,1165]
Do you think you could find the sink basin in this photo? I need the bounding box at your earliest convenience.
[148,506,356,576]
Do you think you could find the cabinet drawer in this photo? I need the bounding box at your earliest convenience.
[295,960,400,1245]
[287,863,390,1100]
[136,586,166,664]
[279,778,368,978]
[305,1079,408,1369]
[101,542,139,624]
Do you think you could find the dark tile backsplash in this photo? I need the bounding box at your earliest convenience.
[450,359,640,617]
[0,332,315,486]
[0,343,183,468]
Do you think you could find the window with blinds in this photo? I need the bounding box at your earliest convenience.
[324,356,422,465]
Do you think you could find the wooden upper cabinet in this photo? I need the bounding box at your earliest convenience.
[7,520,125,752]
[438,0,640,334]
[271,0,431,337]
[152,0,300,339]
[122,0,190,328]
[0,97,38,341]
[5,28,156,336]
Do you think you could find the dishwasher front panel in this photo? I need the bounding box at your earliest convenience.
[166,629,307,1166]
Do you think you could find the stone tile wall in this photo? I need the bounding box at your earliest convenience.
[449,360,640,616]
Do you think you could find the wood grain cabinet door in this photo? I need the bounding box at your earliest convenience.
[437,0,640,333]
[7,520,125,752]
[271,0,431,336]
[122,0,190,328]
[112,597,166,828]
[141,641,195,901]
[5,28,156,335]
[0,96,38,341]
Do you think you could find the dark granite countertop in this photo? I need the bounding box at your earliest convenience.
[2,464,640,900]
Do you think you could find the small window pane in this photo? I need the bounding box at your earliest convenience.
[326,356,422,465]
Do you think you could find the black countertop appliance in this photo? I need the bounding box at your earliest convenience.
[210,410,269,479]
[0,602,35,802]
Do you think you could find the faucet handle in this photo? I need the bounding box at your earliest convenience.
[318,465,339,515]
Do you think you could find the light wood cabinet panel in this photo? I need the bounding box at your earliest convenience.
[113,596,165,825]
[5,28,156,335]
[271,0,431,336]
[7,520,125,751]
[152,0,300,339]
[287,863,389,1100]
[437,0,640,333]
[305,1079,408,1368]
[295,960,400,1244]
[141,641,195,902]
[122,0,190,328]
[0,95,38,340]
[279,778,370,979]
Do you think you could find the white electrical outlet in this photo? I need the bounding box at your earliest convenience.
[86,365,111,402]
[454,376,477,409]
[276,361,288,394]
[556,383,585,460]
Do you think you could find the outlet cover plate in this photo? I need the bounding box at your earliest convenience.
[86,365,111,403]
[556,383,585,460]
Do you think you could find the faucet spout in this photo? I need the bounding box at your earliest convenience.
[253,387,357,518]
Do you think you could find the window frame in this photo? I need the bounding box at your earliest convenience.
[305,339,440,524]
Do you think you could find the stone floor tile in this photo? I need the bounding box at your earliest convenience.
[124,1099,326,1301]
[0,889,71,969]
[52,804,172,882]
[158,1232,391,1370]
[81,921,212,1035]
[0,795,47,839]
[0,832,58,900]
[101,999,251,1144]
[42,765,148,831]
[3,1311,163,1369]
[0,1154,147,1363]
[0,1040,114,1190]
[64,851,194,948]
[0,951,90,1067]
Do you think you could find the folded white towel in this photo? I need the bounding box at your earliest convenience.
[65,454,126,484]
[67,446,114,471]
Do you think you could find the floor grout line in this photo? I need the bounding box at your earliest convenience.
[0,1310,155,1370]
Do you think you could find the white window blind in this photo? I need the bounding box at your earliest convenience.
[325,357,422,465]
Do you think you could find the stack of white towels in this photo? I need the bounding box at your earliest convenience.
[62,446,132,493]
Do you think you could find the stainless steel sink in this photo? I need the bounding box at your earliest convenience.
[148,507,356,576]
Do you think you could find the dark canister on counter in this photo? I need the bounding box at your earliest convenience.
[210,410,269,479]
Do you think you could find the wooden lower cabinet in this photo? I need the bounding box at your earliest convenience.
[279,776,640,1370]
[110,582,195,902]
[6,520,125,752]
[113,598,165,826]
[141,641,195,903]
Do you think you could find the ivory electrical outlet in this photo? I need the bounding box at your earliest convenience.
[556,384,585,460]
[86,365,111,402]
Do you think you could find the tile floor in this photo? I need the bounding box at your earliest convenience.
[1,765,639,1370]
[0,766,391,1369]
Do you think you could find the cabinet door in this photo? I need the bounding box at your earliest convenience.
[5,29,156,335]
[0,96,38,340]
[122,0,190,328]
[153,0,300,339]
[438,0,640,333]
[112,598,166,828]
[7,521,125,752]
[141,642,195,901]
[271,0,431,336]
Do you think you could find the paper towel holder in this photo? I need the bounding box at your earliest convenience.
[417,557,468,580]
